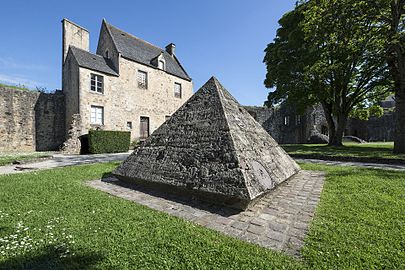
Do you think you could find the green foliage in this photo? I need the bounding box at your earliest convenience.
[350,109,370,120]
[264,0,395,144]
[369,105,385,117]
[350,105,384,120]
[88,130,130,154]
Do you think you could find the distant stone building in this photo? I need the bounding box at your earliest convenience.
[62,19,193,142]
[245,96,396,144]
[244,104,328,144]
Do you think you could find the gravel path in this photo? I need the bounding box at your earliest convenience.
[0,152,404,176]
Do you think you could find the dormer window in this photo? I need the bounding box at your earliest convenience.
[158,60,165,70]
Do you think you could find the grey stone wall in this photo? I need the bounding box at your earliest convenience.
[245,103,394,144]
[346,112,395,142]
[35,91,65,151]
[244,104,328,144]
[0,87,65,152]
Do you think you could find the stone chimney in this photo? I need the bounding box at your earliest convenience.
[165,43,176,56]
[62,19,89,64]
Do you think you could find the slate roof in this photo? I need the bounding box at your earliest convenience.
[69,46,118,76]
[104,22,191,81]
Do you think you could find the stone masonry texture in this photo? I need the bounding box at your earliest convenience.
[113,77,300,209]
[89,170,325,256]
[0,87,65,152]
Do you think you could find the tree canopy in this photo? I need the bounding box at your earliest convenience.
[264,0,395,146]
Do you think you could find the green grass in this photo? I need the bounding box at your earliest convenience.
[0,162,404,269]
[0,83,29,91]
[282,142,405,160]
[0,152,52,166]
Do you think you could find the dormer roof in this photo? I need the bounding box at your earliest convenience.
[103,21,191,81]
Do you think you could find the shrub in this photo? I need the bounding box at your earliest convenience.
[88,130,131,154]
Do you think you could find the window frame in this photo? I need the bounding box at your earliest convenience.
[174,82,182,98]
[90,73,104,94]
[284,116,290,126]
[295,115,302,125]
[126,121,132,130]
[90,105,104,125]
[158,60,165,70]
[137,70,148,89]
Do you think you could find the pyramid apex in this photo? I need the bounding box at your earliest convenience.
[113,76,300,209]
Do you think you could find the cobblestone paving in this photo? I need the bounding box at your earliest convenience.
[88,170,325,256]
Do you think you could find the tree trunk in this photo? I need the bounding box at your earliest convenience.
[390,0,405,153]
[329,112,347,146]
[394,81,405,153]
[321,102,346,146]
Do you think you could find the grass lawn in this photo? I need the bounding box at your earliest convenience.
[282,142,405,161]
[0,152,53,167]
[0,83,29,91]
[0,162,404,269]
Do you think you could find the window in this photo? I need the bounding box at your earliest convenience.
[105,50,109,58]
[90,106,104,125]
[90,74,104,93]
[137,70,148,89]
[126,121,132,130]
[174,83,182,98]
[321,125,328,136]
[284,116,290,126]
[140,117,150,139]
[158,60,165,70]
[165,115,171,121]
[295,115,302,125]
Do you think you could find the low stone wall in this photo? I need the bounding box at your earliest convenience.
[0,87,65,152]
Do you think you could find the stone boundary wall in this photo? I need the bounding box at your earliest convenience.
[0,87,65,152]
[244,104,394,143]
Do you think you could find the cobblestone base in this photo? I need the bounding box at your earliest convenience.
[88,170,325,256]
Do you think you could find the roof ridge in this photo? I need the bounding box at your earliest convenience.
[106,22,167,53]
[102,20,120,54]
[70,45,101,57]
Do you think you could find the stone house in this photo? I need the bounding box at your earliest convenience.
[62,19,193,143]
[0,19,193,153]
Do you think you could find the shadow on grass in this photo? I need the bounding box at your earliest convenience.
[283,144,394,156]
[100,172,242,217]
[0,245,103,270]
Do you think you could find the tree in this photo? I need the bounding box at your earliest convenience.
[386,0,405,153]
[264,1,392,146]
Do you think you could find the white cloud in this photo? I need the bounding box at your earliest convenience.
[0,57,48,71]
[0,73,43,88]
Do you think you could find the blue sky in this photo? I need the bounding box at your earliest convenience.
[0,0,296,105]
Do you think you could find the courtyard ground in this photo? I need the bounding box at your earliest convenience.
[0,162,403,269]
[0,152,53,167]
[282,142,405,163]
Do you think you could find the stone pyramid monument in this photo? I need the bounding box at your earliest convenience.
[113,77,300,209]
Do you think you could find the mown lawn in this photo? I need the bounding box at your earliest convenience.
[0,152,52,167]
[282,142,405,161]
[0,162,404,269]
